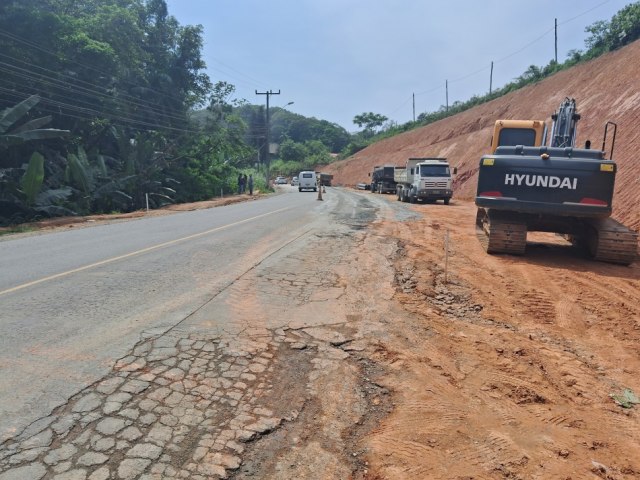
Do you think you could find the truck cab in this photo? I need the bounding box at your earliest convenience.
[369,165,396,193]
[395,158,456,204]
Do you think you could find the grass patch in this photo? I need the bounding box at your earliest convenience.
[0,225,36,237]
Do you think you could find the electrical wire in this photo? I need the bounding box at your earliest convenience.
[0,28,191,107]
[0,29,265,135]
[0,65,187,129]
[396,0,617,120]
[0,53,189,123]
[207,57,268,90]
[0,86,202,134]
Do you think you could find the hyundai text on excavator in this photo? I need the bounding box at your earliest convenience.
[475,98,638,265]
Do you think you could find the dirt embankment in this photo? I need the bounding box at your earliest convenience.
[325,39,640,231]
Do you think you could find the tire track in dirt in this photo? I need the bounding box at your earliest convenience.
[358,198,640,479]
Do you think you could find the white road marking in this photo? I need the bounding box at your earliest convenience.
[0,207,293,296]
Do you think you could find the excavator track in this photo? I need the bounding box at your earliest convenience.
[584,217,638,265]
[475,208,527,255]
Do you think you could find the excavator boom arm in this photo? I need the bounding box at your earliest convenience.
[550,97,581,148]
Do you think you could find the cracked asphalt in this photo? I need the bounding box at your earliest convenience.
[0,187,399,479]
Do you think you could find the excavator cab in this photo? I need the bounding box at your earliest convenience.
[490,120,546,154]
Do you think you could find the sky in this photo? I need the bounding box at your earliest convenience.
[164,0,631,132]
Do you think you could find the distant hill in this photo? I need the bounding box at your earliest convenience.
[325,39,640,231]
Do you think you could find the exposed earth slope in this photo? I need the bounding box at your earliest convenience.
[325,39,640,231]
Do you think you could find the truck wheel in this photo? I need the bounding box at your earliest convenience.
[397,189,401,201]
[444,197,450,205]
[409,190,417,204]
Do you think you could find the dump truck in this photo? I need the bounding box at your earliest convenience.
[319,172,333,186]
[475,97,638,265]
[395,158,456,204]
[369,165,397,193]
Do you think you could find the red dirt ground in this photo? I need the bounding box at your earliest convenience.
[322,39,640,479]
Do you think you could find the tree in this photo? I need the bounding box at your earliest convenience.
[279,139,307,163]
[520,65,543,82]
[608,2,640,49]
[584,20,611,53]
[353,112,388,137]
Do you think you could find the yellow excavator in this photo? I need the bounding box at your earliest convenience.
[475,98,638,265]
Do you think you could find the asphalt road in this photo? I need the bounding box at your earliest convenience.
[0,187,328,442]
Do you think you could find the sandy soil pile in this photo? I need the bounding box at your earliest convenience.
[325,40,640,231]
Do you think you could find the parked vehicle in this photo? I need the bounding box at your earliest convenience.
[319,173,333,186]
[298,171,317,192]
[369,165,397,193]
[291,176,299,186]
[475,97,637,264]
[395,158,456,204]
[275,176,287,185]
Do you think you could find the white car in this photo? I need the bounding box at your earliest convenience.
[275,176,287,185]
[291,176,299,186]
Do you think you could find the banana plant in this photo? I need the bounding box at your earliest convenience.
[110,127,178,209]
[0,95,69,149]
[0,95,71,225]
[20,152,44,205]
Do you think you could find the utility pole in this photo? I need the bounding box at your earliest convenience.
[490,61,494,95]
[255,89,280,185]
[412,93,416,122]
[445,80,449,113]
[555,18,558,63]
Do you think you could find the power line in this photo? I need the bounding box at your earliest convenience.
[0,64,187,129]
[385,95,413,117]
[494,26,556,64]
[0,28,195,108]
[394,0,617,122]
[0,43,195,133]
[0,52,188,123]
[0,86,201,134]
[208,57,269,89]
[0,27,268,136]
[559,0,612,25]
[0,26,272,110]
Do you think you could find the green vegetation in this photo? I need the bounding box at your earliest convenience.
[1,1,638,225]
[352,112,389,137]
[269,139,334,177]
[0,224,34,236]
[0,0,350,226]
[233,105,349,177]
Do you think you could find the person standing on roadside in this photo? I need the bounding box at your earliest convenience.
[237,173,243,194]
[242,174,248,194]
[248,174,254,195]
